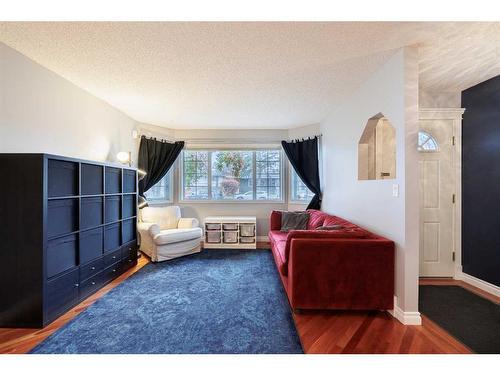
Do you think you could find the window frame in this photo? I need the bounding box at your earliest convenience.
[418,130,440,153]
[288,163,315,204]
[144,169,174,205]
[179,147,285,204]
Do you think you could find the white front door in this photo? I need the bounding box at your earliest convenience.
[418,119,455,277]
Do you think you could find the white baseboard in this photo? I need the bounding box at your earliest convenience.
[388,296,422,325]
[455,270,500,298]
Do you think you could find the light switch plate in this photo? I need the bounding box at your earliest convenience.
[392,184,399,197]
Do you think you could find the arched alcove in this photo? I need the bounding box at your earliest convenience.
[358,113,396,180]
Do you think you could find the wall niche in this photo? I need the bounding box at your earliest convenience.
[358,113,396,180]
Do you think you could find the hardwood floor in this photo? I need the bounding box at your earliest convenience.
[294,309,470,353]
[0,249,477,354]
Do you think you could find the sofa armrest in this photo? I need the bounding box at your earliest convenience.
[177,218,199,229]
[287,238,394,310]
[137,222,161,237]
[270,211,282,231]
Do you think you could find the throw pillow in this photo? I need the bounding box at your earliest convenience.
[281,211,310,232]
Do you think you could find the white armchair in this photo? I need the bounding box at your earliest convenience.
[138,206,203,262]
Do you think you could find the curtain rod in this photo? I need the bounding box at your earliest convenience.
[139,134,177,143]
[136,129,321,144]
[288,134,322,143]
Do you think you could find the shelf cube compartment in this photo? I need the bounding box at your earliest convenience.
[105,196,121,223]
[122,218,136,244]
[104,223,121,252]
[79,227,104,264]
[81,163,103,195]
[47,198,78,238]
[222,223,238,230]
[123,170,137,193]
[105,167,121,194]
[48,160,78,197]
[46,234,78,278]
[81,196,103,229]
[122,194,136,219]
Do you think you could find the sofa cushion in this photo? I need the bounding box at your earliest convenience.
[306,209,327,229]
[269,230,288,244]
[153,227,203,245]
[284,228,370,263]
[323,215,356,228]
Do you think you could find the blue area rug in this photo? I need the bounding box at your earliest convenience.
[31,250,303,354]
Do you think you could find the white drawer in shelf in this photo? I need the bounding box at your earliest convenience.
[239,237,255,244]
[223,231,238,243]
[206,231,221,243]
[206,223,221,231]
[222,223,238,231]
[239,223,255,237]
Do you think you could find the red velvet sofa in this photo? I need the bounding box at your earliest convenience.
[269,209,394,311]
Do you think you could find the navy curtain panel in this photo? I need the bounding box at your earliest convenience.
[281,137,322,210]
[138,136,184,197]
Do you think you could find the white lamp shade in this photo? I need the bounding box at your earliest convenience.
[117,151,130,164]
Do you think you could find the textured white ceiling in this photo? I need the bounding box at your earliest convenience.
[1,22,499,129]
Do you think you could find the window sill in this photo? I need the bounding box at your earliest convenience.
[146,200,174,206]
[178,199,285,204]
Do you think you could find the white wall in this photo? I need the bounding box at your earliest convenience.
[320,47,420,319]
[0,42,137,164]
[419,89,461,108]
[288,123,321,140]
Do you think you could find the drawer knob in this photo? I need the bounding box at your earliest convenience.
[112,256,116,259]
[91,281,96,285]
[112,269,116,272]
[91,266,96,270]
[128,259,132,263]
[74,283,79,287]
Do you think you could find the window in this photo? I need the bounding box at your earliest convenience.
[290,168,314,202]
[256,150,281,200]
[183,151,209,200]
[144,170,173,202]
[181,149,282,201]
[212,150,253,200]
[418,131,439,152]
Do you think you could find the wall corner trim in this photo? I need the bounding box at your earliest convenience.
[454,271,500,298]
[388,296,422,325]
